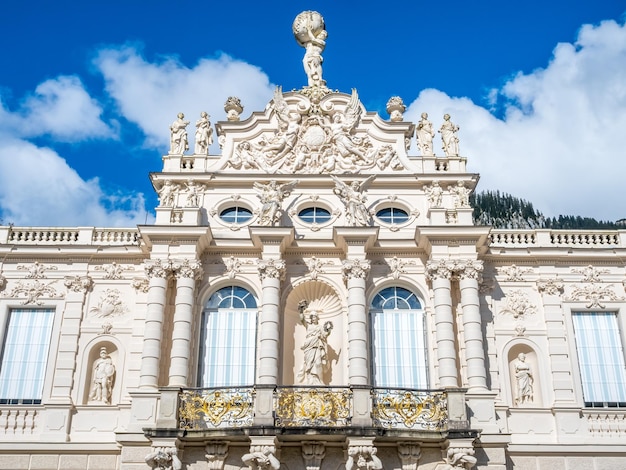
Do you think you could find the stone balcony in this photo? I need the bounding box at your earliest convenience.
[147,386,464,443]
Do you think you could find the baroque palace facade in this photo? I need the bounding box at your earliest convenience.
[1,11,626,470]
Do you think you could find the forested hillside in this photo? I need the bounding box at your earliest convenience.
[470,190,622,229]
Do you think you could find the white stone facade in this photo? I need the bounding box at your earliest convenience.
[1,11,626,470]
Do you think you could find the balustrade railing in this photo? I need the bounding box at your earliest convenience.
[490,229,623,248]
[178,386,449,431]
[2,226,140,246]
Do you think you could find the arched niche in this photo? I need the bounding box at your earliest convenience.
[81,339,122,406]
[281,280,346,386]
[507,343,542,407]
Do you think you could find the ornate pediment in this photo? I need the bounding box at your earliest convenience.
[215,87,414,175]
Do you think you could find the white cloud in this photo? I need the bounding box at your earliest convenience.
[1,76,115,141]
[406,19,626,221]
[94,47,275,151]
[0,136,150,227]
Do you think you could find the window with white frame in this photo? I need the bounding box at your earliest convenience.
[572,311,626,407]
[198,286,258,387]
[370,287,428,388]
[0,308,55,404]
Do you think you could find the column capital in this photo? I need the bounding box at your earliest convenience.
[455,259,484,280]
[342,258,371,282]
[426,259,455,281]
[257,258,286,281]
[145,259,173,279]
[172,258,203,281]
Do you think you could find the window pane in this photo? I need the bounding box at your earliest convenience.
[220,207,252,224]
[376,207,408,224]
[572,312,626,404]
[371,287,421,310]
[299,207,331,224]
[199,287,258,387]
[0,308,54,403]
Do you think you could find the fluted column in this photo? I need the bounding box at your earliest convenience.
[168,258,203,386]
[457,260,488,390]
[343,258,371,385]
[139,259,172,389]
[426,259,458,388]
[256,258,285,385]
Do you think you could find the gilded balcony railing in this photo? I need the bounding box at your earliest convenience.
[371,388,448,431]
[178,387,254,430]
[274,387,352,427]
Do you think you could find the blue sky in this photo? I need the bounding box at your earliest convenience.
[0,1,625,226]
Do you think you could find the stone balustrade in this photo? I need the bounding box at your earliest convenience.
[0,226,140,246]
[490,229,625,248]
[0,407,39,436]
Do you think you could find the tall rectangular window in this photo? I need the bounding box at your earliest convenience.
[0,308,55,404]
[572,312,626,406]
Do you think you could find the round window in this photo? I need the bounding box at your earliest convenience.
[376,207,409,224]
[298,207,331,224]
[219,206,253,224]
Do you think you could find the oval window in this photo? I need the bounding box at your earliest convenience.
[219,206,253,224]
[376,207,409,224]
[298,207,331,224]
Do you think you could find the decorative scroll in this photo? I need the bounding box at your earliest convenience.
[371,389,448,431]
[275,387,352,427]
[179,388,254,429]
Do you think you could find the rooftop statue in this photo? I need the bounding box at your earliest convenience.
[169,112,190,155]
[194,111,213,155]
[416,112,435,156]
[293,11,327,88]
[439,113,460,157]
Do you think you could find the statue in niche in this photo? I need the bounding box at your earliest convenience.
[89,347,115,404]
[439,113,460,156]
[297,300,333,385]
[332,175,375,226]
[253,180,299,226]
[158,180,179,207]
[416,112,435,156]
[426,180,444,208]
[293,11,327,88]
[194,111,213,155]
[450,181,471,208]
[514,353,534,405]
[169,112,190,154]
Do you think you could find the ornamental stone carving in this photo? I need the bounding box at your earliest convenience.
[388,256,416,280]
[416,112,435,156]
[145,446,182,470]
[254,180,299,226]
[567,284,623,308]
[501,290,536,318]
[332,175,375,226]
[302,442,326,470]
[572,265,609,283]
[169,112,190,155]
[342,259,371,281]
[425,181,443,208]
[242,445,280,470]
[346,446,382,470]
[397,443,422,470]
[537,278,564,295]
[386,96,406,122]
[172,258,203,280]
[0,274,6,292]
[205,441,229,470]
[306,256,333,280]
[439,113,460,157]
[425,259,456,281]
[8,280,63,305]
[18,261,57,279]
[226,88,404,175]
[90,289,128,318]
[145,259,172,279]
[258,259,286,281]
[94,262,132,280]
[441,446,477,470]
[132,277,150,293]
[450,181,470,208]
[224,96,244,122]
[64,275,93,293]
[499,264,534,282]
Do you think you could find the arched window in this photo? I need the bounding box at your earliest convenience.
[370,287,428,388]
[198,286,258,387]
